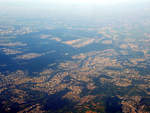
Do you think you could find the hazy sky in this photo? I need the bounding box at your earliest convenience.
[0,0,149,5]
[0,0,149,19]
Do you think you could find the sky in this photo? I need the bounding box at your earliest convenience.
[0,0,149,11]
[40,0,145,5]
[0,0,149,5]
[0,0,149,19]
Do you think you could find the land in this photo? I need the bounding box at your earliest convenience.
[0,12,150,113]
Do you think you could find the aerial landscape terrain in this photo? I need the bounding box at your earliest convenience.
[0,0,150,113]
